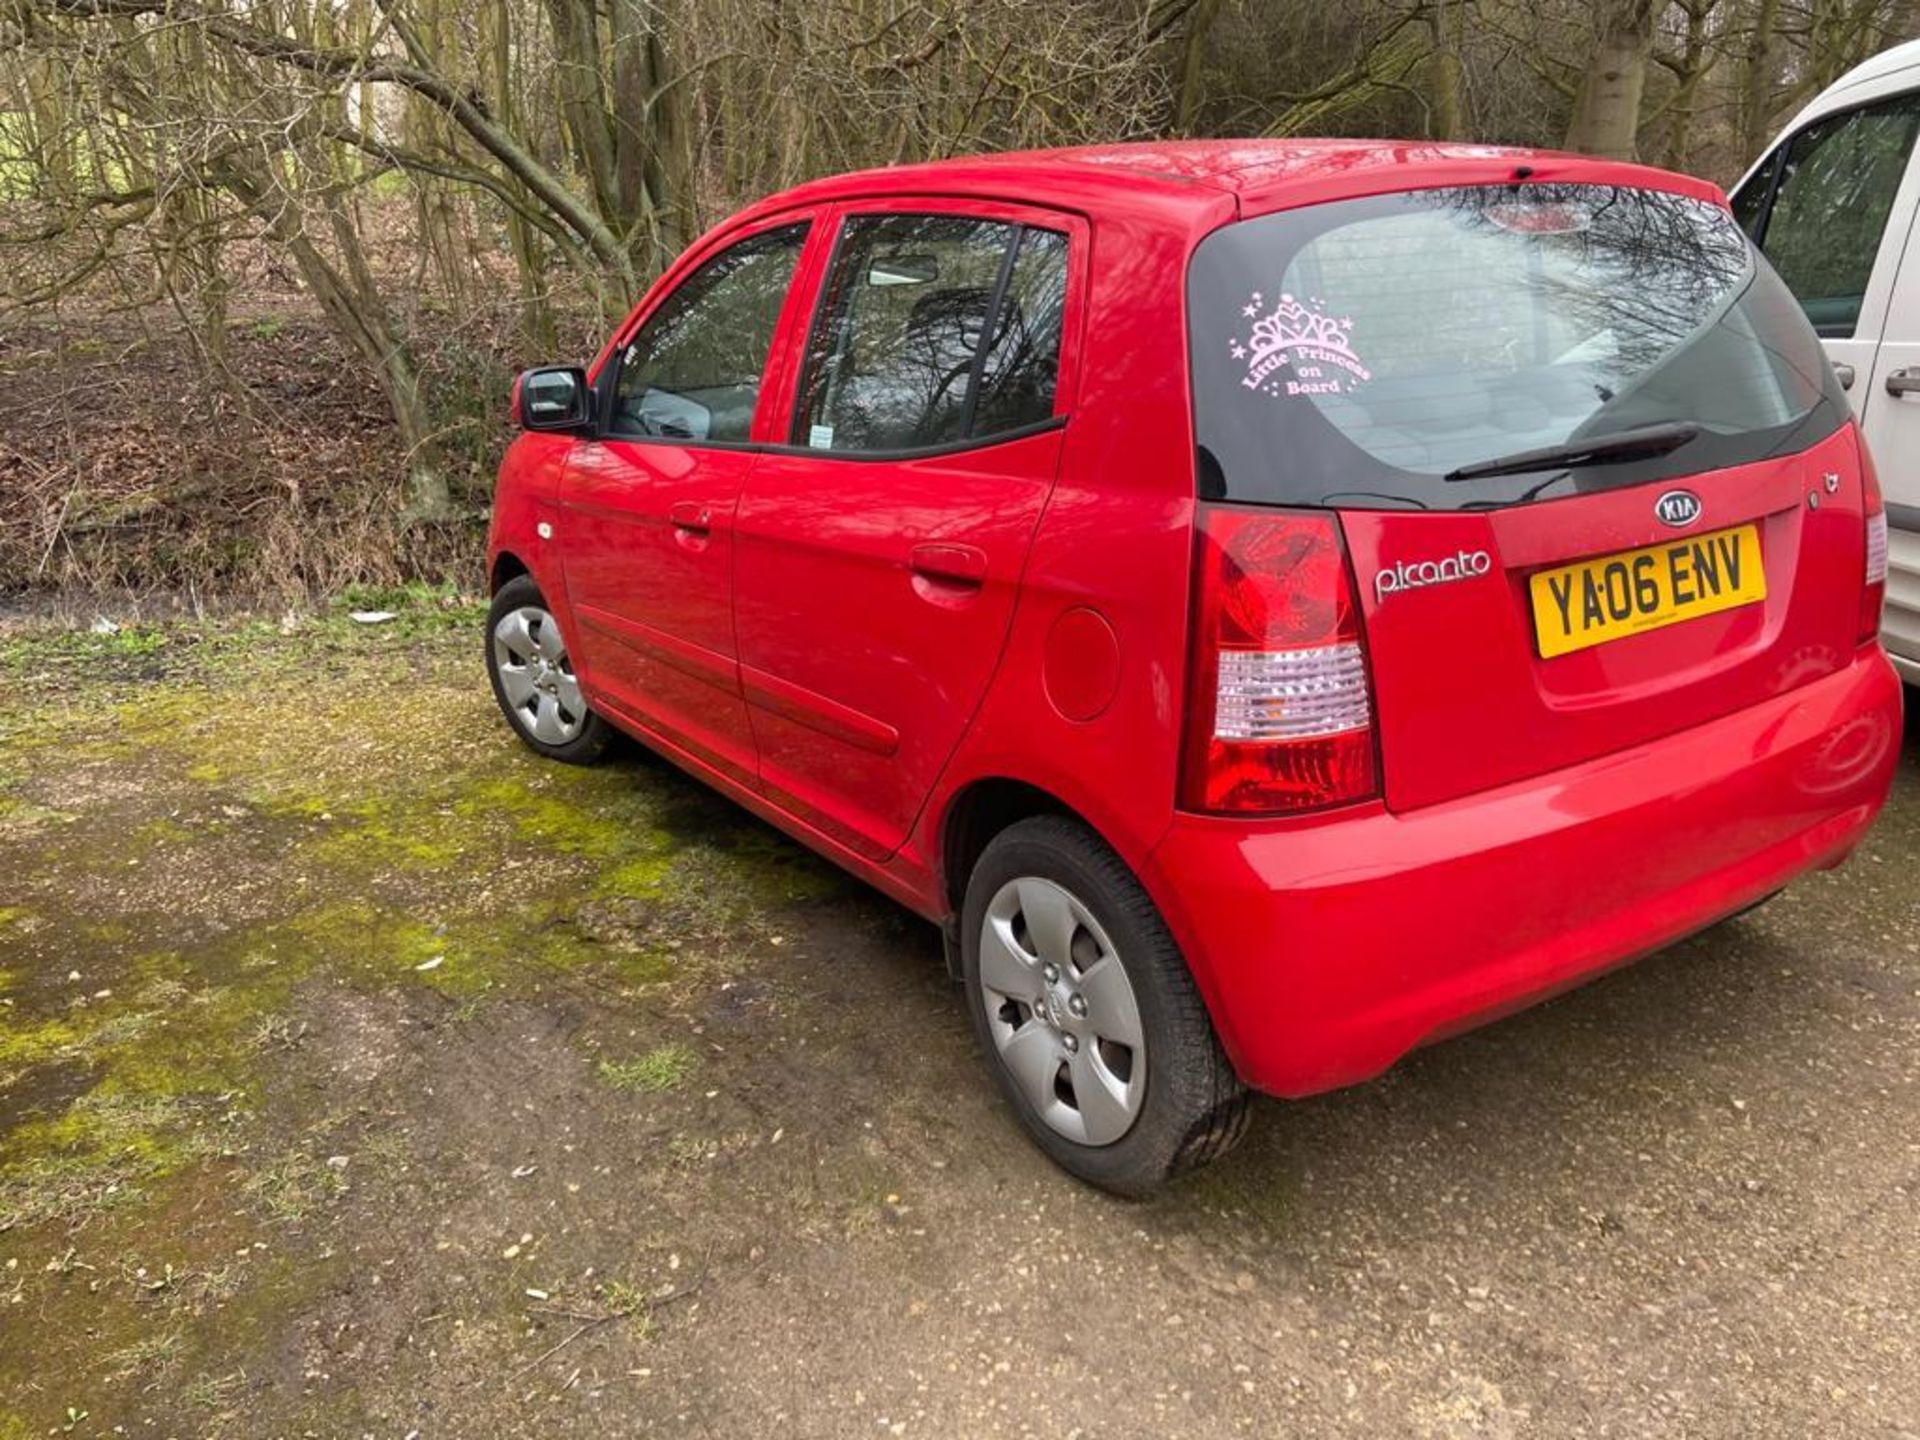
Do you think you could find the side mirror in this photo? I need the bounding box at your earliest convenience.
[513,366,592,432]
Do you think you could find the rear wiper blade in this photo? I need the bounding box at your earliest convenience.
[1442,420,1701,483]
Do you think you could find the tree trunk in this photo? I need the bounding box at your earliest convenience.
[487,0,555,353]
[1737,0,1782,165]
[1174,0,1224,135]
[1564,0,1656,160]
[1659,2,1713,172]
[609,0,692,280]
[220,162,448,520]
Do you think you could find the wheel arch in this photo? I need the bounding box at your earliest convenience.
[937,776,1096,916]
[490,550,531,594]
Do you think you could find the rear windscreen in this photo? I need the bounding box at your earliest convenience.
[1188,184,1847,509]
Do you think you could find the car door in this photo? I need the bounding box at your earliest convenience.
[732,202,1084,859]
[559,217,816,786]
[1734,92,1920,675]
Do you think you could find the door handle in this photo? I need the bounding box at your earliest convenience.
[1834,362,1856,390]
[1887,367,1920,397]
[669,500,713,534]
[909,542,988,587]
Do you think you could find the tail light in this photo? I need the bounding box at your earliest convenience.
[1859,424,1887,645]
[1181,506,1379,814]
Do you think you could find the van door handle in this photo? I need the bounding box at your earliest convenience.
[1833,361,1855,390]
[669,500,712,534]
[1886,367,1920,397]
[909,543,988,587]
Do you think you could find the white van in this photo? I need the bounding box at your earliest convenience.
[1733,41,1920,682]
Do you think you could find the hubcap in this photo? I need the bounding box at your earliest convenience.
[977,876,1146,1147]
[492,605,586,745]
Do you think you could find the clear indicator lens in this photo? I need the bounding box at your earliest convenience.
[1867,511,1888,586]
[1214,642,1371,740]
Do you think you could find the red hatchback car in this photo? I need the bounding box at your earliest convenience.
[486,140,1902,1194]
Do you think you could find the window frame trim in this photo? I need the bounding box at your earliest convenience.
[779,196,1087,461]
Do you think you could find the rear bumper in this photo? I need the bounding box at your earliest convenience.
[1144,646,1903,1098]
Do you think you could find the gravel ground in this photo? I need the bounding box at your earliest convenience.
[0,617,1914,1438]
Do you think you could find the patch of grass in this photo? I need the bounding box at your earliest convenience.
[0,623,170,673]
[327,579,484,639]
[596,1043,696,1094]
[183,1368,248,1409]
[243,1151,347,1223]
[596,1278,658,1340]
[107,1326,185,1380]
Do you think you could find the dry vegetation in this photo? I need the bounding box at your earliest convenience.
[1,0,1915,604]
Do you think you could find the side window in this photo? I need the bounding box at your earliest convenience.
[794,215,1069,453]
[610,222,808,443]
[1738,96,1920,338]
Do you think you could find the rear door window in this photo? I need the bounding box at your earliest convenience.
[1735,94,1920,337]
[793,215,1067,453]
[1188,184,1846,511]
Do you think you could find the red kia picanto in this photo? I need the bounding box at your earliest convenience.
[485,141,1901,1194]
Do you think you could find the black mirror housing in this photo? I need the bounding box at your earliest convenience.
[514,366,593,432]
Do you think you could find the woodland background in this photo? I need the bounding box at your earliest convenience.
[2,0,1916,604]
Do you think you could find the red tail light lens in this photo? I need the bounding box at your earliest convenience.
[1181,507,1379,814]
[1858,424,1887,645]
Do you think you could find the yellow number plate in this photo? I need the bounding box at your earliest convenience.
[1529,522,1765,659]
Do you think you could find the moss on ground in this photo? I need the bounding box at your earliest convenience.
[0,603,852,1430]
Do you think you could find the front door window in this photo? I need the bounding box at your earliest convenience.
[610,222,810,442]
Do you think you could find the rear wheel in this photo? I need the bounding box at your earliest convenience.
[485,576,611,765]
[960,815,1250,1196]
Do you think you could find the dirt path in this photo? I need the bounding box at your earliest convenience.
[2,613,1916,1437]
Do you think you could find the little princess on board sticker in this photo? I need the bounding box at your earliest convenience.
[1231,291,1372,398]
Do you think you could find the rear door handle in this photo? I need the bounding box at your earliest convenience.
[1834,361,1856,390]
[909,542,988,586]
[1887,367,1920,397]
[669,500,712,534]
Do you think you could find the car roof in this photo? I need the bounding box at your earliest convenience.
[736,139,1725,226]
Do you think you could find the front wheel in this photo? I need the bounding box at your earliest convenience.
[961,815,1250,1196]
[484,576,612,765]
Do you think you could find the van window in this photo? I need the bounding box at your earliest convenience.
[1738,95,1920,337]
[1188,184,1846,511]
[794,215,1067,453]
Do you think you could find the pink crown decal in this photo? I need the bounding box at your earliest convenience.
[1230,290,1371,397]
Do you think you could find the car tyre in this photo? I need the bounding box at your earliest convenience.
[961,814,1250,1196]
[484,575,613,765]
